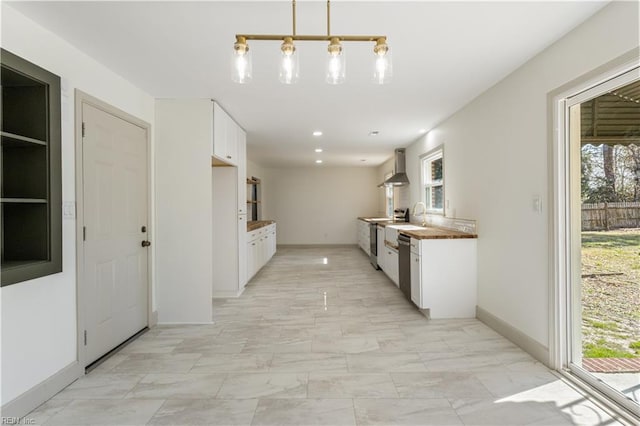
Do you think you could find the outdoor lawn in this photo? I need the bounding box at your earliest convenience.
[582,229,640,358]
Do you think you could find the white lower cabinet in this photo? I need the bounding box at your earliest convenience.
[247,223,277,282]
[413,238,477,318]
[238,214,247,290]
[382,246,399,287]
[357,219,370,255]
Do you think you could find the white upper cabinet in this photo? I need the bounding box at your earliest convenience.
[236,126,247,214]
[212,101,238,166]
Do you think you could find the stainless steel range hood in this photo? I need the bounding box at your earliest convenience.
[382,148,410,186]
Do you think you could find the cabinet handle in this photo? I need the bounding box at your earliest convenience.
[226,155,232,159]
[415,258,419,262]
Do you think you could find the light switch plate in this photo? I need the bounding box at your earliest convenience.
[532,196,542,213]
[63,201,76,219]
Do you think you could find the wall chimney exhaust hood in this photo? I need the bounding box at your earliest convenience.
[381,148,410,186]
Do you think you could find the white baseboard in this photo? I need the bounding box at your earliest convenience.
[277,244,357,248]
[149,310,158,327]
[1,361,81,418]
[476,306,550,366]
[212,289,244,298]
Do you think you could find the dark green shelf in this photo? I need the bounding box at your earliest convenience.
[1,48,62,286]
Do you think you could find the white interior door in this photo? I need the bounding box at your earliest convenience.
[82,103,149,365]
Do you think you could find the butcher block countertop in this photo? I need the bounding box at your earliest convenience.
[399,227,477,240]
[247,220,275,232]
[357,217,398,226]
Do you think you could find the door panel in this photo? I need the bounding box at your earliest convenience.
[565,72,640,414]
[82,103,148,365]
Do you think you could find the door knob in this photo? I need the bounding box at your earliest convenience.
[141,240,151,247]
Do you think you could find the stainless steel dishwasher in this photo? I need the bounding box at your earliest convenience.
[398,233,412,301]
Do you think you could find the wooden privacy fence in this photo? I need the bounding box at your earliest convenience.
[582,202,640,230]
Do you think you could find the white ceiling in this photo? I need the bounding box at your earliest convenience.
[7,1,607,167]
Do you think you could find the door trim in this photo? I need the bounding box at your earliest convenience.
[74,90,153,371]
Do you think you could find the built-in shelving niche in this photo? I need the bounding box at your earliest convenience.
[1,49,62,286]
[247,177,260,221]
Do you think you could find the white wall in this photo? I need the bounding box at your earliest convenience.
[263,167,379,245]
[0,4,155,407]
[402,1,639,348]
[155,100,213,323]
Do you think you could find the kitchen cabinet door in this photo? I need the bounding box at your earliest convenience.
[225,115,238,165]
[259,235,268,269]
[269,229,276,259]
[238,215,247,289]
[212,102,237,166]
[385,248,399,287]
[410,252,422,307]
[247,239,256,279]
[213,102,227,160]
[237,127,247,214]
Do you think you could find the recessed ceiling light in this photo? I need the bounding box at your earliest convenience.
[419,128,427,134]
[315,148,323,153]
[368,131,379,136]
[315,159,323,164]
[313,131,323,136]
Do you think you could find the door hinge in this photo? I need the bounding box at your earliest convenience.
[83,226,86,241]
[82,122,86,138]
[84,330,87,346]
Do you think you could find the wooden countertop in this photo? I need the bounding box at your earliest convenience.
[247,220,275,232]
[359,216,476,238]
[357,217,401,227]
[399,227,477,240]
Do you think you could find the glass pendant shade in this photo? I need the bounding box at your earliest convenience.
[326,38,346,84]
[373,38,392,84]
[279,38,299,84]
[231,38,252,84]
[373,49,392,84]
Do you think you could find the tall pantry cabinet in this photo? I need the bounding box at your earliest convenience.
[155,100,247,322]
[212,102,247,297]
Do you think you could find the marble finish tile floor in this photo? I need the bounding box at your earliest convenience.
[29,247,624,425]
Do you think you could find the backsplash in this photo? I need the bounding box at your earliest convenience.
[410,213,477,235]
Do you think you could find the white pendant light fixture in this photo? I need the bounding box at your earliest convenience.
[232,0,391,85]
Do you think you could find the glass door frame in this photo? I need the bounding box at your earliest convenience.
[550,56,640,420]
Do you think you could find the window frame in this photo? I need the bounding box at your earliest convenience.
[384,172,394,218]
[420,147,444,215]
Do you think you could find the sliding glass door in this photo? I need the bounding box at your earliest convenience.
[565,69,640,416]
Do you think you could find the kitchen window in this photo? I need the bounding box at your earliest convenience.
[421,148,444,214]
[385,172,394,217]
